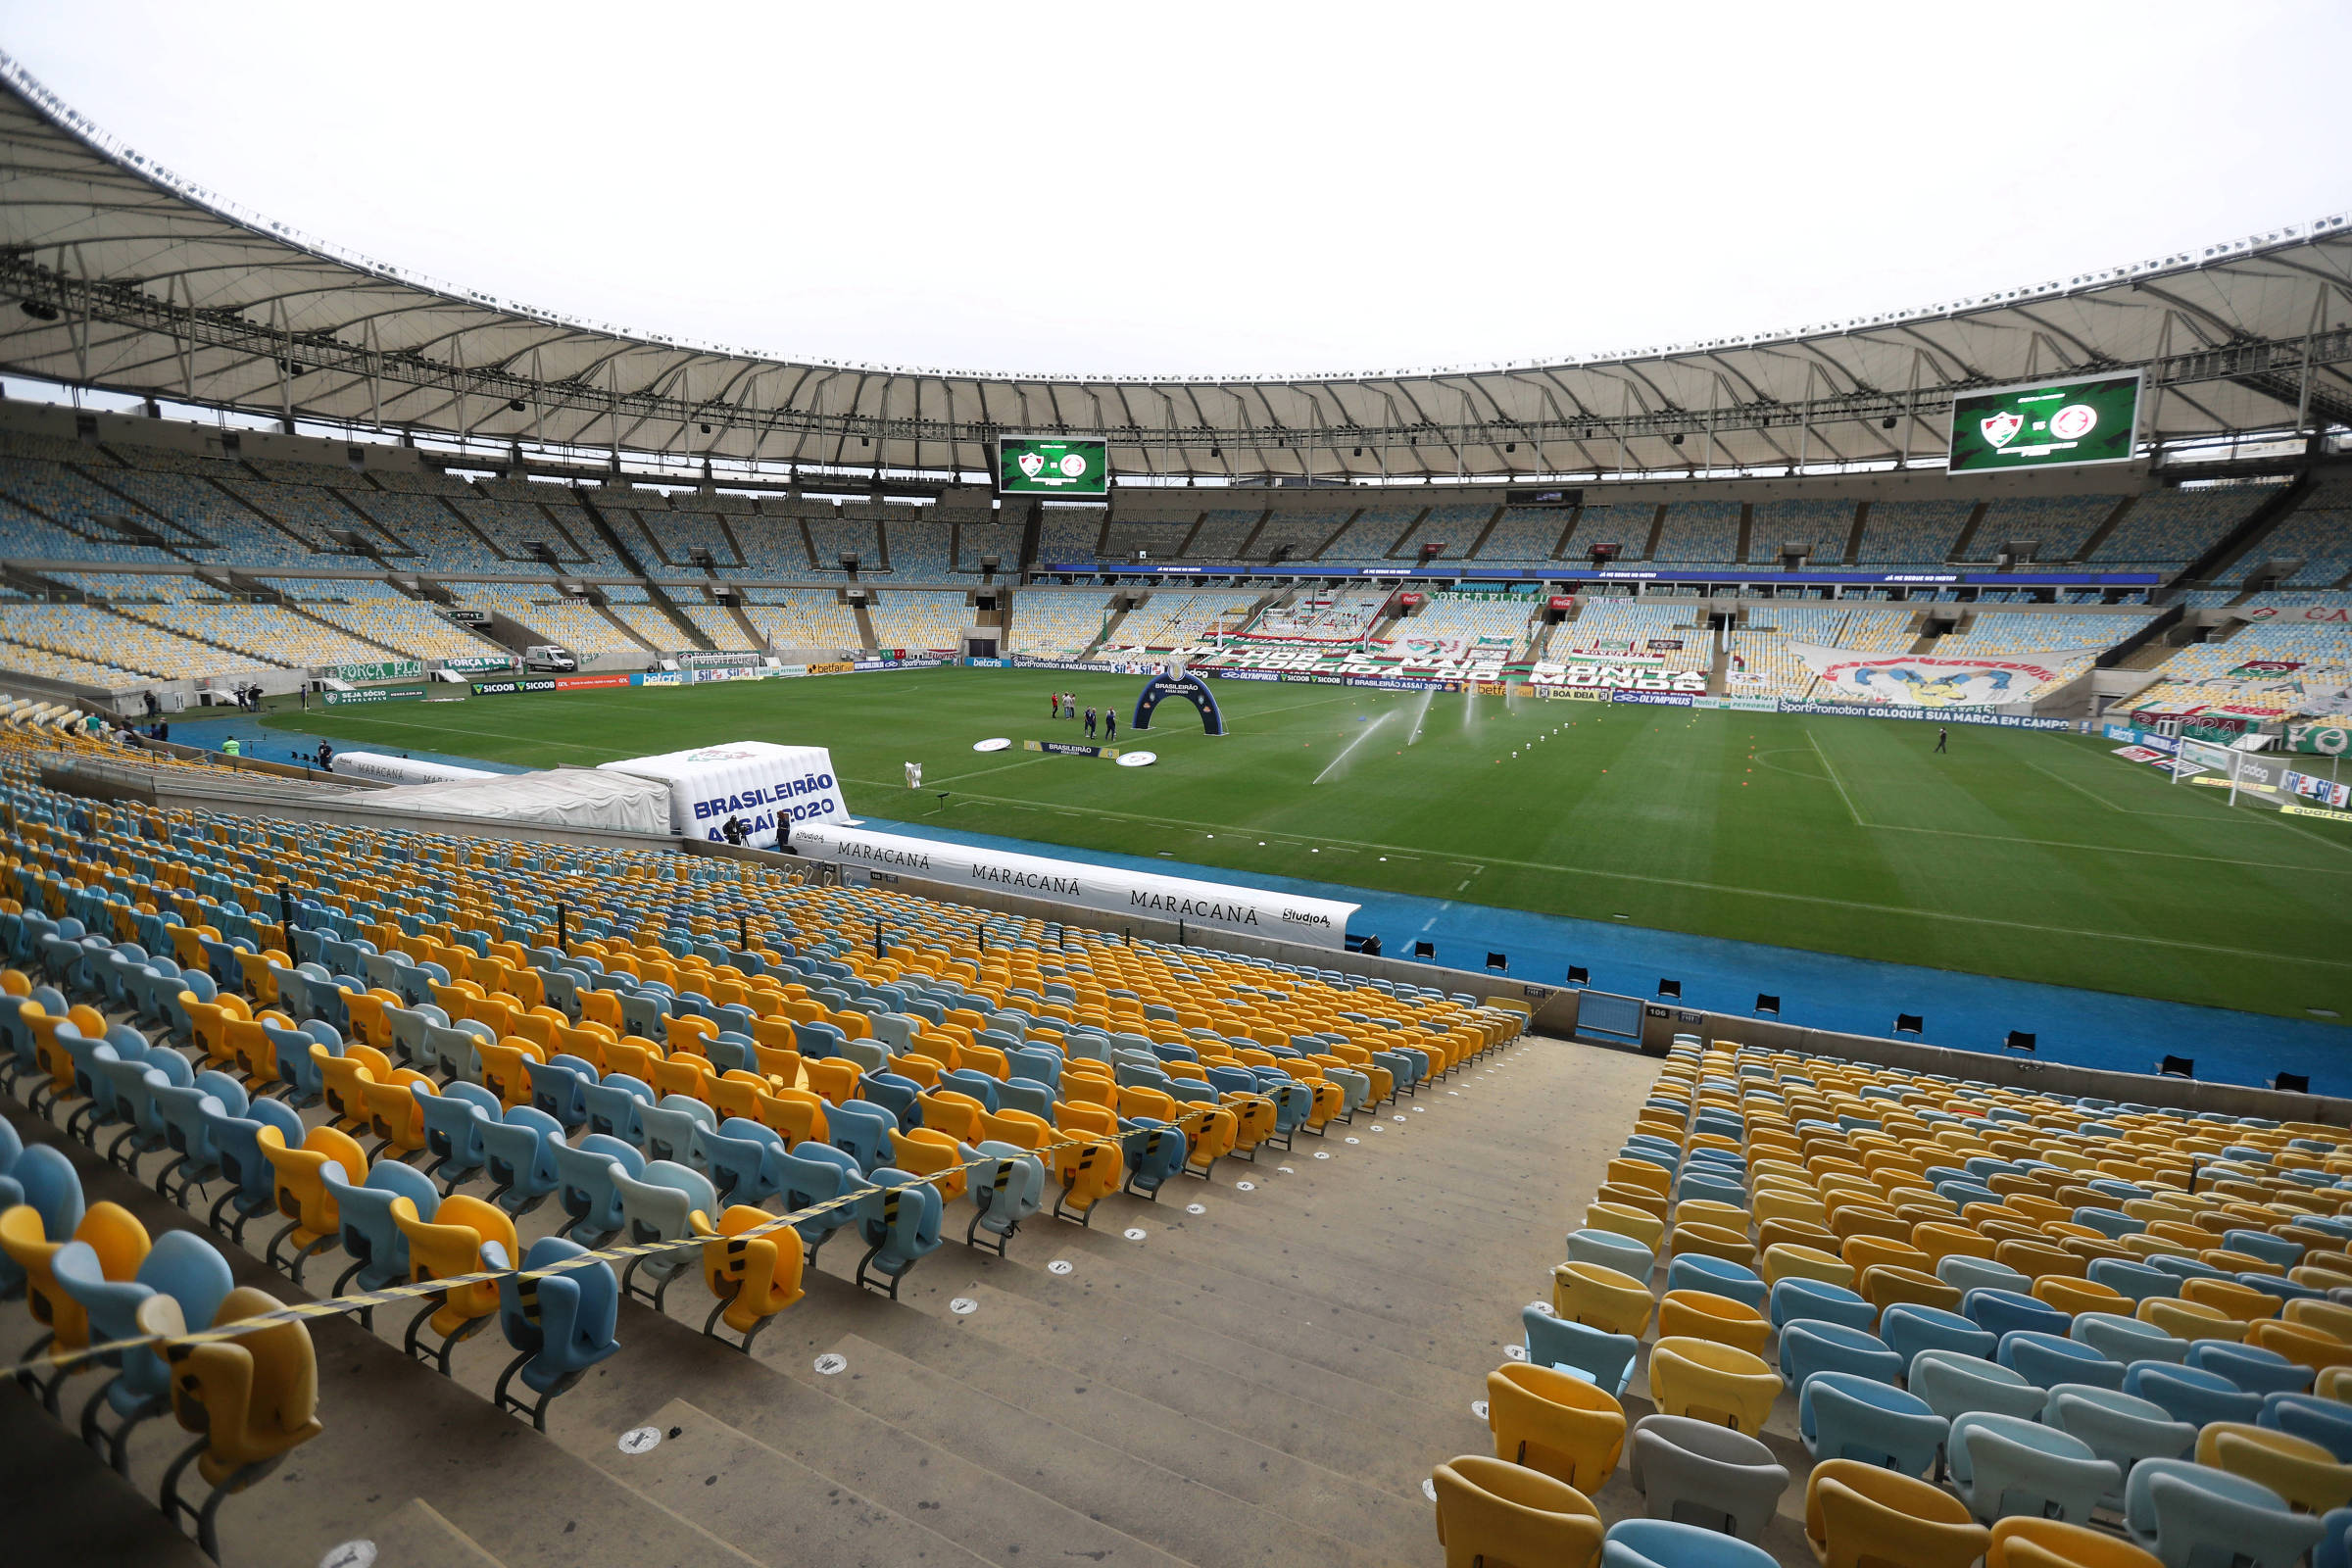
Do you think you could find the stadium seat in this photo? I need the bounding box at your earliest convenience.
[1431,1453,1603,1568]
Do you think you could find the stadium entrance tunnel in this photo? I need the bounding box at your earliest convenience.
[1131,670,1226,736]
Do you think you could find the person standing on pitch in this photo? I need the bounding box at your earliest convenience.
[1935,725,1948,754]
[1050,690,1061,721]
[1103,709,1116,743]
[1084,705,1098,739]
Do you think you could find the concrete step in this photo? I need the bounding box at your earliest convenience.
[925,1254,1489,1460]
[907,1279,1449,1501]
[0,1382,210,1568]
[357,1499,507,1568]
[807,1330,1403,1568]
[832,1297,1437,1562]
[592,1398,993,1568]
[542,1295,1185,1568]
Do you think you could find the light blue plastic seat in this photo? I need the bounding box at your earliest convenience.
[2074,1205,2145,1240]
[853,1165,943,1299]
[1767,1277,1876,1334]
[2124,1360,2265,1427]
[481,1106,565,1215]
[639,1098,715,1171]
[703,1118,784,1207]
[1523,1305,1638,1397]
[2125,1457,2325,1568]
[2188,1339,2314,1397]
[1781,1319,1902,1389]
[493,1235,619,1430]
[1964,1287,2071,1340]
[966,1141,1045,1254]
[776,1142,869,1261]
[1600,1517,1776,1568]
[416,1080,500,1191]
[51,1227,234,1469]
[1664,1253,1764,1312]
[328,1158,442,1296]
[1908,1348,2048,1424]
[551,1134,645,1246]
[1936,1255,2032,1298]
[1798,1369,1946,1476]
[2234,1271,2323,1306]
[1999,1330,2124,1391]
[2226,1229,2305,1269]
[1948,1409,2117,1524]
[201,1097,303,1245]
[1880,1302,1995,1365]
[2088,1257,2180,1304]
[2044,1383,2197,1507]
[2316,1504,2352,1568]
[149,1071,247,1204]
[825,1101,895,1175]
[580,1073,653,1146]
[2150,1253,2228,1285]
[2266,1393,2352,1463]
[1675,1171,1747,1210]
[2072,1310,2188,1366]
[525,1056,595,1129]
[612,1159,716,1310]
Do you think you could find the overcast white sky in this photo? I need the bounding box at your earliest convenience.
[4,1,2345,379]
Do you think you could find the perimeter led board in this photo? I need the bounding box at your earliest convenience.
[998,436,1109,495]
[1947,372,2141,472]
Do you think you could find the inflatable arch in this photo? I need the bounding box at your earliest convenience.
[1131,668,1225,736]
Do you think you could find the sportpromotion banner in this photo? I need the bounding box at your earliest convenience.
[1791,644,2098,708]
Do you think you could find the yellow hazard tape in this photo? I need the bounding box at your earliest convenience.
[3,1099,1242,1378]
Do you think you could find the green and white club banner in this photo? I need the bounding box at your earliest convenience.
[325,659,423,682]
[2289,722,2351,756]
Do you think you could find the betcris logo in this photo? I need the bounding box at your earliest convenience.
[691,768,839,834]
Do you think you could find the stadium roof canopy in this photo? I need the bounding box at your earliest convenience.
[0,55,2346,486]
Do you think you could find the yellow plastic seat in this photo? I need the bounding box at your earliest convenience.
[1485,1362,1626,1492]
[1552,1261,1653,1339]
[1606,1157,1672,1198]
[1647,1336,1781,1437]
[1758,1217,1842,1254]
[261,1124,367,1268]
[1669,1221,1757,1270]
[1806,1456,1990,1568]
[2180,1276,2283,1323]
[2285,1298,2352,1342]
[397,1194,519,1352]
[893,1126,968,1201]
[358,1069,436,1159]
[647,1052,710,1103]
[753,1086,830,1149]
[1657,1289,1773,1356]
[143,1284,321,1500]
[476,1036,547,1113]
[1675,1198,1751,1235]
[696,1204,806,1342]
[2139,1295,2247,1343]
[1842,1236,1932,1277]
[1913,1221,1999,1266]
[1996,1239,2086,1281]
[0,1199,149,1354]
[2247,1317,2352,1374]
[2034,1276,2127,1318]
[1762,1243,1855,1289]
[1860,1263,1962,1316]
[804,1058,861,1106]
[1987,1515,2161,1568]
[2196,1421,2352,1514]
[1431,1453,1603,1568]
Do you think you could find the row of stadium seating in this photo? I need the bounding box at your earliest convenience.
[0,726,1522,1555]
[1386,591,1544,660]
[1430,1035,2352,1568]
[2131,599,2352,719]
[1,436,2337,588]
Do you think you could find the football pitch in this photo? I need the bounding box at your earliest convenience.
[271,666,2352,1024]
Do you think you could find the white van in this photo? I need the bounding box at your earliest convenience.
[522,645,579,673]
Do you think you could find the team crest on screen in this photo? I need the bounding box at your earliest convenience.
[1980,411,2024,447]
[2048,404,2098,440]
[1018,451,1046,477]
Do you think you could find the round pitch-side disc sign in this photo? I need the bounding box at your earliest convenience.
[973,738,1012,753]
[1115,751,1158,767]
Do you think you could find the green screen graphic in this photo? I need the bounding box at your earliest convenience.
[998,437,1109,495]
[1947,372,2140,472]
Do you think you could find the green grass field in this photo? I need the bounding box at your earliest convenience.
[271,666,2352,1022]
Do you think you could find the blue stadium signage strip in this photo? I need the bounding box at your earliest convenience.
[1043,563,2160,587]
